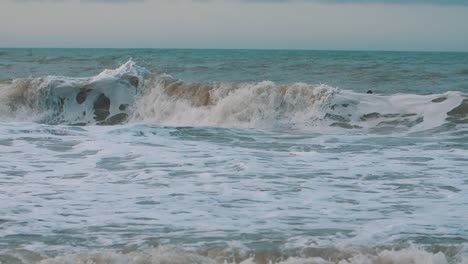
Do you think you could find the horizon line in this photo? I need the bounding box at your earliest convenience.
[1,47,468,53]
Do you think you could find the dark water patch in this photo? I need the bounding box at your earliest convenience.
[67,126,87,132]
[451,157,468,162]
[361,172,415,181]
[131,162,185,170]
[446,99,468,125]
[386,183,418,192]
[438,185,461,193]
[444,136,468,144]
[244,142,323,152]
[447,99,468,118]
[377,117,424,128]
[42,140,80,152]
[360,112,417,121]
[451,126,468,135]
[368,126,407,134]
[460,69,468,75]
[61,173,89,179]
[97,113,128,125]
[9,127,80,137]
[17,137,79,152]
[386,204,417,215]
[96,155,141,171]
[0,139,13,146]
[76,88,92,104]
[34,194,67,202]
[360,113,402,121]
[168,127,272,147]
[389,156,434,162]
[57,213,86,217]
[296,172,334,179]
[136,200,161,205]
[135,142,167,148]
[360,112,380,121]
[320,144,377,154]
[325,113,350,122]
[43,128,81,136]
[128,76,139,88]
[0,219,11,225]
[330,196,360,205]
[1,170,27,176]
[169,127,218,139]
[405,162,432,167]
[168,170,198,177]
[439,143,468,150]
[70,122,88,126]
[360,174,384,181]
[55,150,98,159]
[119,104,128,111]
[270,134,320,141]
[93,93,111,121]
[106,127,159,138]
[382,113,402,118]
[330,101,357,110]
[432,97,447,103]
[408,123,457,136]
[446,117,468,124]
[330,122,361,129]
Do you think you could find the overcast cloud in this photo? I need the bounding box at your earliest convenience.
[3,0,468,51]
[13,0,468,4]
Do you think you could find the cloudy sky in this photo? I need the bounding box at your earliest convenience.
[1,0,468,51]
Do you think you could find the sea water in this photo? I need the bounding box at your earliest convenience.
[0,49,467,264]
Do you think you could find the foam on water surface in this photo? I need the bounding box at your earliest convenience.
[0,53,467,263]
[0,121,467,263]
[0,61,147,125]
[1,244,467,264]
[0,61,467,134]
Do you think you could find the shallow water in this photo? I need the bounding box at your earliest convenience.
[0,49,467,263]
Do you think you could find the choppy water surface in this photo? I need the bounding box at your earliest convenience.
[0,49,467,264]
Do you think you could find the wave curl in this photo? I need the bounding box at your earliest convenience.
[1,60,466,134]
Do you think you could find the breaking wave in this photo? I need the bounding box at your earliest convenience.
[1,244,467,264]
[1,60,466,133]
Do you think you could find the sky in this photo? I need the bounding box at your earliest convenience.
[1,0,468,51]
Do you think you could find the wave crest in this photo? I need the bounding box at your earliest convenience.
[132,77,335,130]
[1,245,466,264]
[0,60,146,125]
[1,60,466,134]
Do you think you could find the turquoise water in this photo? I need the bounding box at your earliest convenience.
[0,49,467,263]
[1,49,467,94]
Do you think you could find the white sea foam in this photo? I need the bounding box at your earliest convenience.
[0,121,467,261]
[1,245,466,264]
[1,61,468,263]
[1,61,466,134]
[0,60,146,125]
[132,78,336,130]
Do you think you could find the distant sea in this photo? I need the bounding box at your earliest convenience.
[0,49,467,264]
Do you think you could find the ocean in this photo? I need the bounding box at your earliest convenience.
[0,49,467,264]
